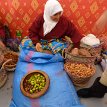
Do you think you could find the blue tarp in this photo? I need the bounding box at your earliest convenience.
[9,48,85,107]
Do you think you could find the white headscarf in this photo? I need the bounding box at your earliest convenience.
[43,0,63,36]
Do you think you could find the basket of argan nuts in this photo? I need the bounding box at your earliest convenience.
[3,51,19,71]
[64,61,96,87]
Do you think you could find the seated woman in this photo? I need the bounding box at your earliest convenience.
[29,0,83,54]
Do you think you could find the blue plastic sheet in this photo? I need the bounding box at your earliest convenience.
[10,41,85,107]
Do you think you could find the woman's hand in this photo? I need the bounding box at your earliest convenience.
[35,43,43,52]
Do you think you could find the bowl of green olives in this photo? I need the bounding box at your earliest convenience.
[20,70,50,98]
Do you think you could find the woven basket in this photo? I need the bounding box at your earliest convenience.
[0,62,8,88]
[64,61,96,87]
[0,71,7,88]
[3,59,16,72]
[0,54,4,67]
[80,43,102,56]
[102,53,107,59]
[3,51,19,61]
[64,51,96,64]
[3,51,19,72]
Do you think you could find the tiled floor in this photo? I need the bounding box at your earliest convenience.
[0,65,107,107]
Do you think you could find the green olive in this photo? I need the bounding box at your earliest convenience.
[37,74,40,77]
[31,81,35,85]
[36,87,39,90]
[30,90,33,94]
[42,83,45,87]
[40,75,43,78]
[26,73,46,94]
[42,80,45,82]
[32,88,36,91]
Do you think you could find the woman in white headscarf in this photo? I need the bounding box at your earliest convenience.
[29,0,83,52]
[43,0,63,36]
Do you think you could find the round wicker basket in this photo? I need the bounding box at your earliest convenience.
[3,51,19,71]
[4,51,19,61]
[64,61,96,87]
[0,62,8,88]
[20,70,50,99]
[102,53,107,59]
[80,43,102,56]
[0,71,7,88]
[3,59,16,72]
[0,54,4,67]
[64,51,96,64]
